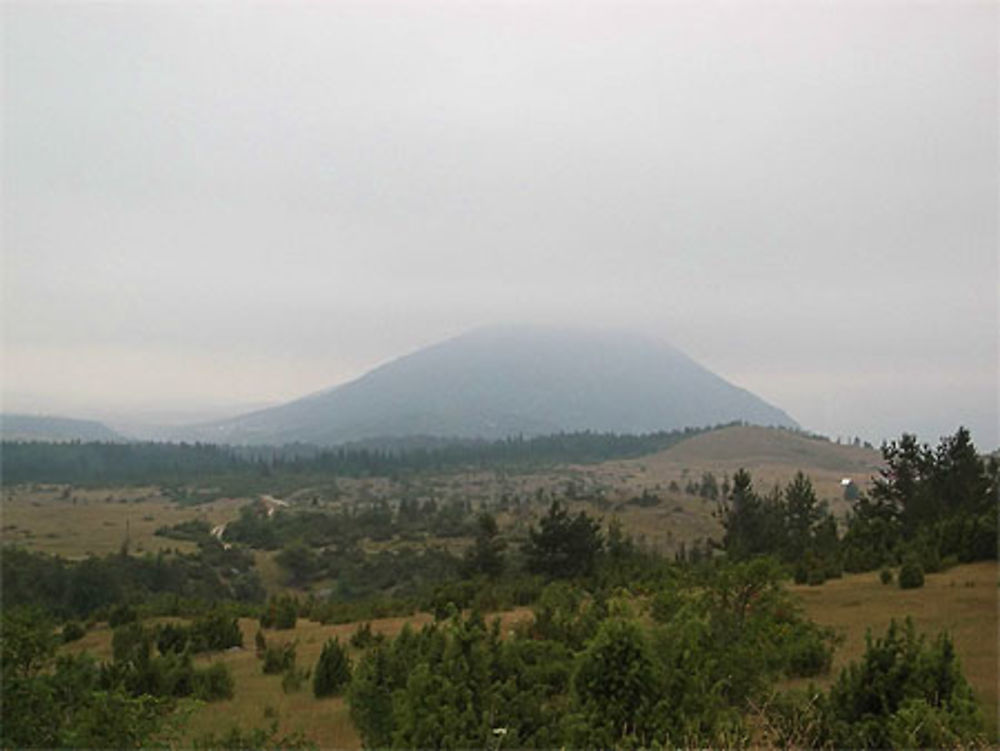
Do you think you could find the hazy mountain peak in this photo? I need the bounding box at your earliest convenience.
[182,326,798,445]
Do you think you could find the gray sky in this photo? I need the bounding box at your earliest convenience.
[3,1,997,447]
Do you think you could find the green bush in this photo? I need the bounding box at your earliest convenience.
[262,642,296,675]
[111,622,150,664]
[313,638,352,698]
[155,622,189,654]
[785,625,834,677]
[792,563,808,585]
[806,567,826,586]
[260,595,297,630]
[570,618,659,747]
[349,622,379,650]
[190,612,243,652]
[193,662,234,701]
[826,618,983,748]
[898,561,924,589]
[61,620,85,643]
[879,567,893,585]
[192,720,313,750]
[108,604,137,628]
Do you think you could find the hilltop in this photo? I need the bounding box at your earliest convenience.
[180,325,797,446]
[0,413,123,443]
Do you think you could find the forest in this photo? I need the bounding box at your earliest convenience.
[0,424,728,490]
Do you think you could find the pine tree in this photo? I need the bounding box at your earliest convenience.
[313,638,351,698]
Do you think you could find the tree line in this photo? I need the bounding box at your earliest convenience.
[0,424,725,489]
[716,427,997,585]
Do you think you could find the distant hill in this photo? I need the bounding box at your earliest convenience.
[606,424,884,513]
[654,424,880,474]
[0,414,123,442]
[182,325,798,446]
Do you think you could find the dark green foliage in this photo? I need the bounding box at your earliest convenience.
[348,645,396,748]
[349,622,383,649]
[718,469,770,560]
[463,512,506,578]
[260,594,298,630]
[784,626,835,677]
[825,618,984,748]
[156,622,190,654]
[842,494,901,572]
[390,614,495,748]
[844,427,998,573]
[627,488,661,507]
[1,545,263,621]
[313,637,352,697]
[523,501,604,579]
[154,518,214,543]
[345,562,839,749]
[255,628,267,656]
[898,560,925,589]
[699,471,719,500]
[718,470,841,578]
[61,620,85,643]
[1,427,715,489]
[275,540,319,586]
[262,641,297,674]
[529,581,605,651]
[570,618,659,747]
[155,612,242,654]
[108,603,138,627]
[1,608,169,748]
[193,720,315,750]
[192,661,235,701]
[880,567,893,585]
[190,611,243,651]
[104,620,235,703]
[650,556,837,740]
[112,621,150,664]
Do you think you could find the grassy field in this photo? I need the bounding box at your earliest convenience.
[608,424,883,517]
[789,561,999,740]
[65,609,536,748]
[59,562,997,747]
[0,486,248,558]
[0,426,888,564]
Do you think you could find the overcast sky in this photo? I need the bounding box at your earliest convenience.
[2,1,997,447]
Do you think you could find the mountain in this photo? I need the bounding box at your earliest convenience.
[182,325,798,446]
[1,413,124,442]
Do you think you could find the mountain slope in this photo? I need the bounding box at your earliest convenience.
[185,326,798,445]
[1,414,123,442]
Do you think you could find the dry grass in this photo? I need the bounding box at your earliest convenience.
[63,609,534,749]
[0,486,246,559]
[607,425,884,517]
[787,561,999,739]
[59,563,997,746]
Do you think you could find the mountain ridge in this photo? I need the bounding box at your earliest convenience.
[179,325,798,445]
[1,413,124,442]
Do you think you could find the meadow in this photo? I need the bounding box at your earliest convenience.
[61,562,997,748]
[790,560,998,739]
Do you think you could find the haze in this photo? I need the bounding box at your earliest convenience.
[2,1,997,447]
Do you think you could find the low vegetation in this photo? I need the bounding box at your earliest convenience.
[0,425,994,747]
